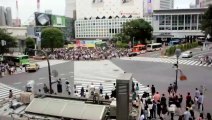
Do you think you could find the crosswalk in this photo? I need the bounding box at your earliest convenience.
[0,83,22,101]
[121,57,212,67]
[74,60,150,97]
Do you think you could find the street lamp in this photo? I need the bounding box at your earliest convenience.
[175,49,181,90]
[34,49,53,94]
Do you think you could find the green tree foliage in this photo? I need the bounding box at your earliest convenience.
[41,28,64,52]
[113,33,130,43]
[201,5,212,37]
[0,28,17,54]
[25,37,35,48]
[122,19,153,44]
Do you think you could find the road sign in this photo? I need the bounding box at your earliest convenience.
[52,70,58,77]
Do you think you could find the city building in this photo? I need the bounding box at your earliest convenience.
[152,8,206,43]
[0,6,12,26]
[74,0,174,39]
[75,18,135,39]
[203,0,212,7]
[65,0,76,19]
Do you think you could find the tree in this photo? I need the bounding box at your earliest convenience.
[122,19,153,44]
[201,5,212,39]
[113,33,130,43]
[25,37,35,48]
[41,28,64,52]
[0,28,17,54]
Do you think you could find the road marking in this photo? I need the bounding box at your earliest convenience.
[69,72,74,74]
[37,83,43,85]
[13,82,22,85]
[39,77,45,80]
[60,74,65,76]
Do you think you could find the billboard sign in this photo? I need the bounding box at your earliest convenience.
[51,15,66,27]
[35,12,52,26]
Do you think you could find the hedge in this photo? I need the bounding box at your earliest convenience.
[165,42,199,56]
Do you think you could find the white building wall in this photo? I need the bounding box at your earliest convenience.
[0,26,27,38]
[75,18,135,39]
[76,0,144,19]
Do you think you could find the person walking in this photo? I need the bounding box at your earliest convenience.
[43,84,49,93]
[57,80,62,93]
[9,89,13,98]
[198,93,204,112]
[197,113,204,120]
[80,87,85,97]
[183,108,191,120]
[207,113,212,120]
[186,92,192,107]
[157,100,161,118]
[151,85,156,96]
[153,92,161,103]
[168,84,173,95]
[194,88,200,103]
[160,94,167,106]
[99,83,103,94]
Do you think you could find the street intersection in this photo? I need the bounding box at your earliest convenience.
[0,51,212,113]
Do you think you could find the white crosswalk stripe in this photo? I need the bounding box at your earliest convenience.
[121,57,212,67]
[0,83,22,101]
[74,60,150,97]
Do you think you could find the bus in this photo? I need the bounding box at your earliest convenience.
[169,40,181,46]
[146,43,162,52]
[132,44,146,54]
[3,55,30,67]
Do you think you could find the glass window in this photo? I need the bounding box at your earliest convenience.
[178,15,184,26]
[172,15,178,26]
[159,15,165,25]
[165,15,171,25]
[159,27,165,30]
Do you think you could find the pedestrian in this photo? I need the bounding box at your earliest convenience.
[183,108,191,120]
[80,87,85,97]
[173,82,178,93]
[43,84,49,93]
[186,92,192,107]
[179,94,183,108]
[189,107,195,120]
[9,89,13,98]
[57,80,62,93]
[168,84,173,95]
[136,83,139,93]
[160,94,167,106]
[207,113,212,120]
[198,113,204,120]
[139,111,145,120]
[153,92,161,103]
[151,85,156,96]
[198,93,204,112]
[152,100,157,119]
[99,83,103,94]
[161,104,168,119]
[105,93,109,100]
[194,88,200,103]
[157,100,162,118]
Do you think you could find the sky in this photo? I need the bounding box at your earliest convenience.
[0,0,195,24]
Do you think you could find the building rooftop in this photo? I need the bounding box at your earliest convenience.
[153,8,207,14]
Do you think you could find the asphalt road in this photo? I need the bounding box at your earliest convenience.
[0,62,74,94]
[112,59,212,113]
[1,58,212,113]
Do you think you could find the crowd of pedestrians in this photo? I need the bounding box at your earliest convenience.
[138,83,211,120]
[47,47,130,61]
[199,55,212,65]
[0,62,22,76]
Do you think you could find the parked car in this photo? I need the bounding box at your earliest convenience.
[181,51,193,58]
[26,63,40,72]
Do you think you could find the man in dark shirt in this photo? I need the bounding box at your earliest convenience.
[151,85,156,95]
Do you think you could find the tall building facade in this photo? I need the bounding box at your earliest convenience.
[0,6,12,26]
[73,0,174,39]
[65,0,76,19]
[195,0,212,8]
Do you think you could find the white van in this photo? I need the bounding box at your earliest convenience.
[146,43,162,52]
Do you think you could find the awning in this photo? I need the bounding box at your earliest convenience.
[25,98,107,120]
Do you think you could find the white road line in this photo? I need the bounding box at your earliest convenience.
[13,82,22,85]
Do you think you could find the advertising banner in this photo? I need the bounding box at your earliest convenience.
[51,15,66,27]
[35,12,52,26]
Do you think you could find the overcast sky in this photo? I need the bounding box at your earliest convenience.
[0,0,195,24]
